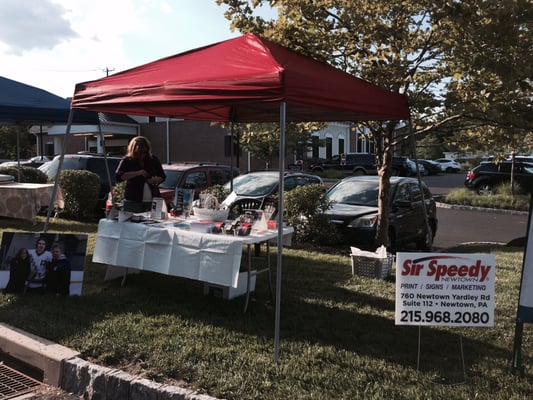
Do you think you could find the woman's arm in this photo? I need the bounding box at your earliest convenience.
[121,169,149,181]
[146,156,166,185]
[116,157,149,182]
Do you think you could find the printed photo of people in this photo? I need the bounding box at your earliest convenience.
[0,233,88,296]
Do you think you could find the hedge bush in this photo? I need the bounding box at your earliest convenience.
[284,183,339,245]
[57,170,101,221]
[0,165,48,183]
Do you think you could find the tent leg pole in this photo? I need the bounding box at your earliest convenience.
[512,319,524,376]
[44,108,74,232]
[274,102,286,363]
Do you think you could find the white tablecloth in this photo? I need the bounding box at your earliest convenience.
[93,219,293,288]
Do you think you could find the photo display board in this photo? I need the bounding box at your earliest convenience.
[395,253,495,327]
[0,232,88,296]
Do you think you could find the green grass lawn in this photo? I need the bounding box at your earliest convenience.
[1,216,533,399]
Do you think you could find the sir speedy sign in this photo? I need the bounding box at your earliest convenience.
[395,253,496,327]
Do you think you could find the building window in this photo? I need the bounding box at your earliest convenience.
[45,143,54,156]
[312,136,319,158]
[338,138,345,155]
[326,137,333,159]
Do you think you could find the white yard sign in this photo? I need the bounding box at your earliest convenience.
[395,253,495,327]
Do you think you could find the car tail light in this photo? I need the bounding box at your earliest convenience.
[466,171,476,181]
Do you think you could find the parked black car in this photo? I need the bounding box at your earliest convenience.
[418,159,442,175]
[464,160,533,195]
[325,175,437,251]
[391,156,413,177]
[39,154,122,209]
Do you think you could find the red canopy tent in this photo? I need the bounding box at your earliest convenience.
[67,33,410,360]
[71,33,409,122]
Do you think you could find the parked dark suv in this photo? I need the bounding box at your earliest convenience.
[464,160,533,194]
[38,154,122,209]
[310,153,377,175]
[159,163,240,206]
[309,153,413,177]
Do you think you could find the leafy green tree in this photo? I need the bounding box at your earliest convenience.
[438,1,533,194]
[442,0,532,132]
[227,121,324,169]
[0,125,34,160]
[217,0,531,247]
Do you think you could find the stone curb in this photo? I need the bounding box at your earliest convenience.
[436,201,529,216]
[0,323,223,400]
[61,357,223,400]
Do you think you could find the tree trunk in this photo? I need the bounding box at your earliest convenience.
[375,128,394,248]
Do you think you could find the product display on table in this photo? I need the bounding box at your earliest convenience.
[93,216,293,289]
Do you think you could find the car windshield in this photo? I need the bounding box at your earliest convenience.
[523,163,533,174]
[38,157,82,177]
[159,170,184,189]
[225,174,279,196]
[327,180,381,206]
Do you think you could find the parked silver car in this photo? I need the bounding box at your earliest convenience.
[221,171,323,219]
[433,158,461,173]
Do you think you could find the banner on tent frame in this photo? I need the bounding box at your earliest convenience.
[517,199,533,322]
[395,253,495,327]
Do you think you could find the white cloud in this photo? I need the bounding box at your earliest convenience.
[0,0,77,55]
[0,0,274,98]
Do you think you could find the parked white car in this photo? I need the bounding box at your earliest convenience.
[433,158,461,173]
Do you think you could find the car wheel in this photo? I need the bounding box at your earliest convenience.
[445,167,454,173]
[352,169,365,176]
[476,183,493,195]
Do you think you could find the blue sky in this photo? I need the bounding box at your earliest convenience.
[0,0,274,98]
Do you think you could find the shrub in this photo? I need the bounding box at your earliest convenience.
[200,184,231,204]
[22,167,48,183]
[0,166,48,183]
[493,181,528,196]
[57,170,101,221]
[444,187,530,211]
[284,184,339,245]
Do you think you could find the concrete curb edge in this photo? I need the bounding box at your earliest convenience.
[0,323,223,400]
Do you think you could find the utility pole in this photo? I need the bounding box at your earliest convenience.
[103,67,115,77]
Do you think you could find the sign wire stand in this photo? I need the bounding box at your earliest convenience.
[417,326,467,385]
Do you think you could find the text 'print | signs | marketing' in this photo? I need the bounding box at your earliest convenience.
[395,253,496,327]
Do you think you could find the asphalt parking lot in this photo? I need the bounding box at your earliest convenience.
[423,172,529,250]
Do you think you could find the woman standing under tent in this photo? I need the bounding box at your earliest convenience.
[116,136,166,213]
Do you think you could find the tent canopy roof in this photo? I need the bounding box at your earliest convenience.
[71,33,410,123]
[0,76,74,124]
[0,76,102,125]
